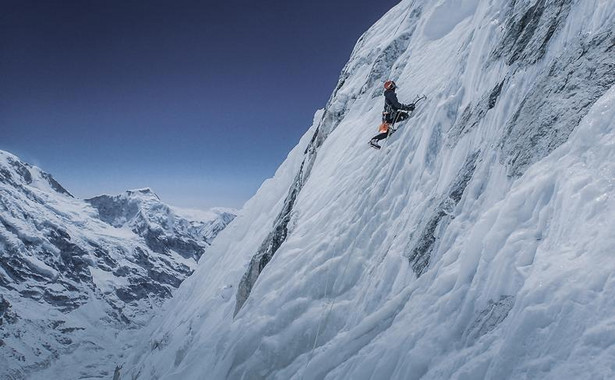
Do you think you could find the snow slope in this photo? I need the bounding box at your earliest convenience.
[0,150,236,379]
[123,0,615,378]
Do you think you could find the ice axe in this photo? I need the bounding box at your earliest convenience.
[387,94,427,137]
[412,94,427,107]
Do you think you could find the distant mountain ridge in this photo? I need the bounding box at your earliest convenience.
[0,150,236,379]
[87,188,235,261]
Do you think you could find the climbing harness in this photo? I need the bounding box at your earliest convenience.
[382,94,427,147]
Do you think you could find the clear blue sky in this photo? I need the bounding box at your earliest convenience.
[1,0,399,209]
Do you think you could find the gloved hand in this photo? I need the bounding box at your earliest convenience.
[405,103,415,111]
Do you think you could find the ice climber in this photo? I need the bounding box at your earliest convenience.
[369,80,415,149]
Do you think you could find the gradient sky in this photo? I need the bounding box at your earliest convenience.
[1,0,399,209]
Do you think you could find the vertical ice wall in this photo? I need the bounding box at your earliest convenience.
[123,0,615,379]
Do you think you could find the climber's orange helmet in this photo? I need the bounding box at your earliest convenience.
[384,80,396,90]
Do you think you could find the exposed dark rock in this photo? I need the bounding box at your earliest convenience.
[367,32,413,92]
[116,281,172,303]
[147,268,183,288]
[0,168,13,185]
[140,229,204,260]
[0,296,17,325]
[42,290,85,312]
[407,152,480,276]
[501,29,615,176]
[464,295,516,343]
[0,255,47,284]
[8,158,32,184]
[0,296,10,323]
[58,326,85,334]
[0,296,9,315]
[235,162,305,315]
[113,266,135,277]
[40,173,73,197]
[492,0,572,66]
[91,246,118,270]
[86,195,141,228]
[1,156,71,197]
[448,81,506,146]
[488,81,505,109]
[87,191,233,262]
[408,209,448,276]
[48,228,93,284]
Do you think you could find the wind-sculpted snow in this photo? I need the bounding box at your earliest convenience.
[0,151,236,379]
[233,8,427,315]
[423,0,478,40]
[361,31,414,99]
[360,8,422,98]
[124,1,615,379]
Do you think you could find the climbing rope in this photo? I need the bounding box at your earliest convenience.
[392,1,413,37]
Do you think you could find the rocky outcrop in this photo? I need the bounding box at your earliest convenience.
[501,29,615,176]
[407,151,480,276]
[491,0,572,67]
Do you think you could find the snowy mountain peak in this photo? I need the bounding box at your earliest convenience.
[0,151,236,379]
[126,187,159,199]
[85,189,237,261]
[0,150,72,197]
[86,189,167,229]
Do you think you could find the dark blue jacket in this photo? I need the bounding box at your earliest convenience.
[384,89,405,110]
[383,89,411,122]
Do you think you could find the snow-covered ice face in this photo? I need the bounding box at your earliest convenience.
[121,0,615,377]
[121,0,615,376]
